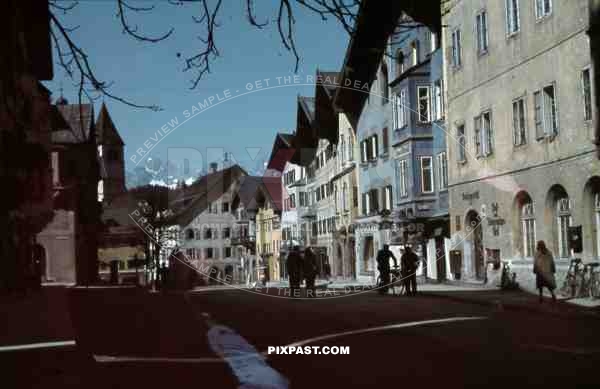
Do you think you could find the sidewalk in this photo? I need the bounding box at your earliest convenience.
[422,288,600,320]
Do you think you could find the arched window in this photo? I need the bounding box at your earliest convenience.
[380,62,389,104]
[97,179,104,202]
[556,197,572,258]
[185,229,194,240]
[521,201,536,258]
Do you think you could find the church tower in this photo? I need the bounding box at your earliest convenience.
[95,103,125,203]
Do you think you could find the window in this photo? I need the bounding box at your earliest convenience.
[433,80,443,120]
[222,202,230,213]
[353,186,358,208]
[225,247,232,257]
[396,159,409,198]
[394,89,408,129]
[437,152,448,190]
[505,0,520,35]
[535,0,552,19]
[420,156,434,193]
[583,68,593,121]
[223,227,231,239]
[97,180,104,202]
[204,228,213,239]
[476,10,489,54]
[370,135,378,160]
[205,248,214,259]
[361,140,368,163]
[396,50,405,76]
[451,29,462,68]
[430,31,438,53]
[380,63,389,104]
[521,202,536,258]
[556,197,572,258]
[512,98,527,146]
[382,127,389,154]
[534,84,558,139]
[474,111,493,156]
[383,186,393,211]
[342,183,348,211]
[457,125,466,162]
[417,86,431,123]
[369,189,380,213]
[290,194,296,208]
[411,41,419,66]
[186,229,194,240]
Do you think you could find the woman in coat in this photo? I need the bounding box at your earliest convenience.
[533,240,557,303]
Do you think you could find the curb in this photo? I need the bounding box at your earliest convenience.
[424,291,600,320]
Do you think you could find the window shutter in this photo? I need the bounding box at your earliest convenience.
[382,127,389,151]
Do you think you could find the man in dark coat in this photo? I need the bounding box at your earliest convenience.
[401,245,420,296]
[376,244,398,295]
[287,246,303,297]
[303,247,318,297]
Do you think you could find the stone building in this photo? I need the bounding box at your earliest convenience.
[443,0,598,291]
[330,111,359,279]
[169,164,248,284]
[37,100,104,284]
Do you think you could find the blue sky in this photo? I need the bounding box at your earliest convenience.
[44,1,349,179]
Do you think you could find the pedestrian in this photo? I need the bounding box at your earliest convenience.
[376,244,398,295]
[401,245,420,296]
[287,246,303,297]
[303,247,318,297]
[324,261,331,281]
[533,240,557,303]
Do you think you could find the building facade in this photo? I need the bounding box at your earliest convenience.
[444,0,598,291]
[330,112,359,279]
[389,17,451,282]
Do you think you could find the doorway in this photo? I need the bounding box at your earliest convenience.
[466,211,484,280]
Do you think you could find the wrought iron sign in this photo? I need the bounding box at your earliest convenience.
[462,191,479,205]
[487,202,505,236]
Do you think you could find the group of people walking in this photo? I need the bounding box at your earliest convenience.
[286,239,560,302]
[376,244,420,296]
[286,246,319,296]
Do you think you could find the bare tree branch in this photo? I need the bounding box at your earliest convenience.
[116,0,174,43]
[49,10,161,111]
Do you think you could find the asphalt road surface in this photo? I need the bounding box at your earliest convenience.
[2,287,600,388]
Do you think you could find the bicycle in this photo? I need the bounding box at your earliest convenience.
[559,258,583,298]
[376,266,406,296]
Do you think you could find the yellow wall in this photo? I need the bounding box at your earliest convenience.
[256,207,281,280]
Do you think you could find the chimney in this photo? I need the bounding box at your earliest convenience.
[210,162,218,173]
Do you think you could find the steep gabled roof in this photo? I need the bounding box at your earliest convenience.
[293,96,318,166]
[52,103,95,144]
[315,70,340,145]
[267,133,296,172]
[95,103,125,145]
[170,164,247,227]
